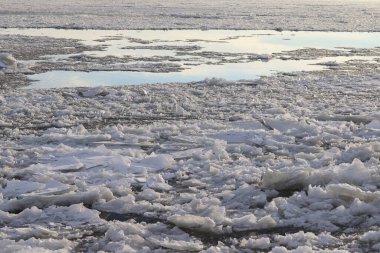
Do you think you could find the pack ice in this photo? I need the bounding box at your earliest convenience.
[1,42,380,253]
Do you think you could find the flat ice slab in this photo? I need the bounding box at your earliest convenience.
[0,0,379,31]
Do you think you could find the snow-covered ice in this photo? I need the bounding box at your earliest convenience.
[0,0,379,31]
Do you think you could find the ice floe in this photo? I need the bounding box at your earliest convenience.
[0,29,380,252]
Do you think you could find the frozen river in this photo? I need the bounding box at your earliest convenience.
[1,4,380,251]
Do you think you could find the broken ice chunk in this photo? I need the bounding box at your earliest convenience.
[0,53,17,71]
[240,237,271,250]
[231,214,257,231]
[367,120,380,130]
[78,87,109,97]
[333,158,371,185]
[131,154,175,172]
[145,174,172,191]
[168,214,216,231]
[2,180,44,199]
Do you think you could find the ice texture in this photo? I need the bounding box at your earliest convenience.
[0,0,379,31]
[0,1,380,250]
[1,62,380,251]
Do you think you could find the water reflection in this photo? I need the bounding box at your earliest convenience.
[0,28,379,88]
[28,56,374,89]
[1,29,380,57]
